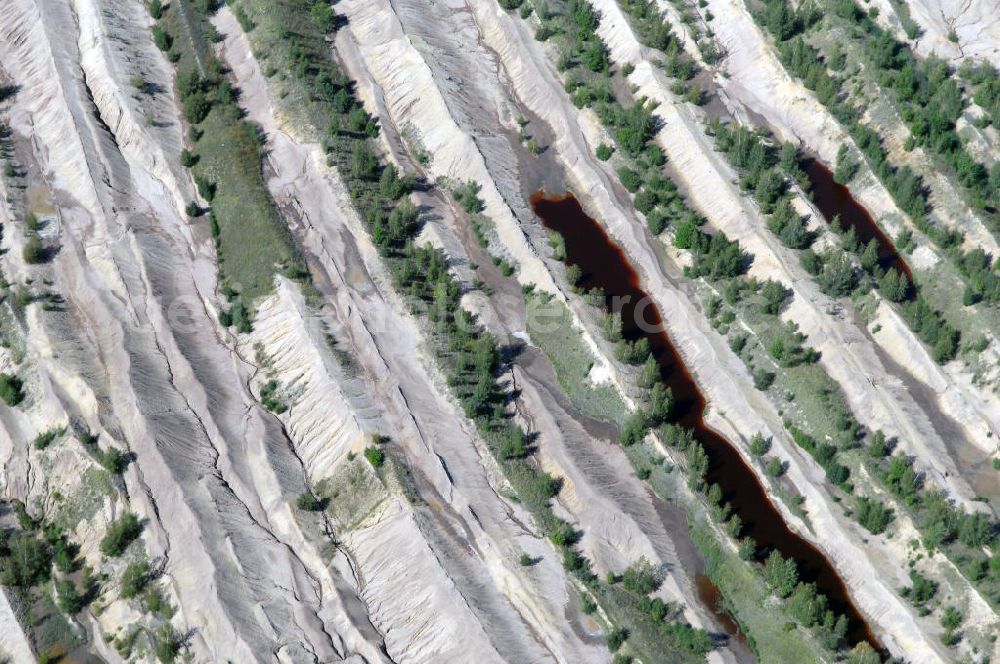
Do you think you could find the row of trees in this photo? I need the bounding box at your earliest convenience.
[830,4,1000,212]
[710,110,968,365]
[764,0,1000,306]
[866,433,1000,609]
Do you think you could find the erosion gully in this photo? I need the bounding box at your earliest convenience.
[803,159,913,284]
[530,191,881,651]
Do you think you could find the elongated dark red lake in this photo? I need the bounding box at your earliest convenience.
[530,190,880,651]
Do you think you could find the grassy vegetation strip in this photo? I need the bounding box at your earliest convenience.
[526,292,627,425]
[155,0,304,303]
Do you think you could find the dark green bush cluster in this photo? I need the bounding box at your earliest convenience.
[0,532,51,587]
[899,297,960,362]
[955,247,1000,305]
[855,496,894,534]
[259,379,287,414]
[295,490,323,511]
[901,569,937,608]
[763,550,849,649]
[120,560,152,599]
[711,122,786,211]
[363,446,384,468]
[961,60,1000,128]
[0,373,24,406]
[767,326,820,368]
[673,220,746,280]
[618,0,699,76]
[100,512,142,557]
[844,18,998,210]
[773,28,936,225]
[33,427,63,450]
[787,425,850,487]
[766,199,814,249]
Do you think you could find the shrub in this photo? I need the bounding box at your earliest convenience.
[847,642,882,664]
[617,167,642,192]
[768,201,814,249]
[387,199,418,242]
[120,560,151,599]
[752,368,774,391]
[195,175,216,201]
[940,605,963,631]
[818,252,859,296]
[856,496,894,534]
[53,540,77,573]
[622,556,659,595]
[378,164,414,200]
[868,430,891,458]
[760,279,789,314]
[787,582,827,626]
[311,1,338,32]
[549,520,577,546]
[296,491,322,511]
[673,220,698,249]
[182,94,212,124]
[23,235,46,264]
[619,410,649,446]
[606,627,628,652]
[259,379,286,414]
[33,428,61,450]
[0,535,50,586]
[144,586,173,619]
[905,569,937,606]
[364,446,384,468]
[583,40,610,72]
[833,144,859,184]
[765,456,784,476]
[648,383,672,423]
[879,268,909,302]
[179,149,198,168]
[501,428,527,459]
[0,373,24,406]
[98,447,127,474]
[152,26,173,52]
[596,143,614,160]
[453,181,484,214]
[763,550,798,597]
[56,578,83,614]
[155,625,182,663]
[749,432,771,456]
[100,512,142,557]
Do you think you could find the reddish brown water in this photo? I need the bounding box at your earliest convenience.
[696,575,747,647]
[803,159,913,285]
[530,190,880,650]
